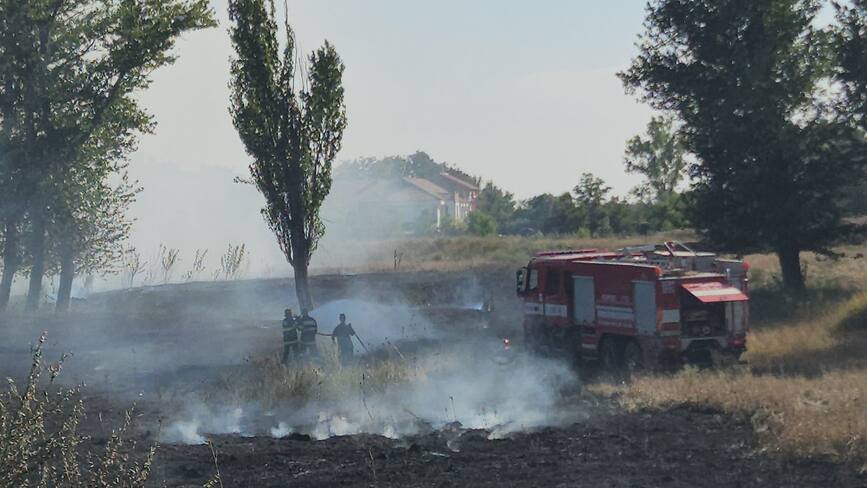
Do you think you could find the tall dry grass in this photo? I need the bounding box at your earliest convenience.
[209,342,432,409]
[602,368,867,463]
[591,244,867,468]
[746,291,867,374]
[314,231,696,274]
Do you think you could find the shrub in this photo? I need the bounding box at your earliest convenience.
[0,334,155,487]
[467,211,497,236]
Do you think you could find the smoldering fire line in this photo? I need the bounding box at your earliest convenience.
[159,341,584,445]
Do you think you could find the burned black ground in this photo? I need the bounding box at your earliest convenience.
[2,270,865,487]
[148,407,859,487]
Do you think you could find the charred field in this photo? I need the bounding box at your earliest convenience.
[1,265,865,487]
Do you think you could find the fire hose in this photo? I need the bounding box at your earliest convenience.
[352,329,371,353]
[313,327,370,353]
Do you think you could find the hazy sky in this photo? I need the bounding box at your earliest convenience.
[132,0,653,199]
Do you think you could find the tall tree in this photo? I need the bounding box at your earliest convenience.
[229,0,347,311]
[624,115,688,202]
[51,103,142,311]
[835,0,867,126]
[620,0,866,291]
[475,182,516,232]
[0,0,215,311]
[573,173,611,236]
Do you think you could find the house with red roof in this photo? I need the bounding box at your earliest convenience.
[325,173,479,236]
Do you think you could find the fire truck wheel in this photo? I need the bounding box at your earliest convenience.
[623,341,644,371]
[523,325,537,353]
[599,338,621,370]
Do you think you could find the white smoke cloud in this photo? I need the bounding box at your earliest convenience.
[162,339,583,445]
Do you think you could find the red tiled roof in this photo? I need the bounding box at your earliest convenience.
[437,172,479,192]
[403,177,450,201]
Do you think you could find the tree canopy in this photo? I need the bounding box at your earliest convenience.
[620,0,867,290]
[229,0,347,310]
[0,0,216,311]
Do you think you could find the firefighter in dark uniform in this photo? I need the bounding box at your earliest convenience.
[298,310,319,359]
[331,313,356,365]
[281,308,300,364]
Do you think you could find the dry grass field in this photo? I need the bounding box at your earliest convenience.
[6,232,867,484]
[315,231,696,274]
[591,244,867,469]
[206,342,425,409]
[324,233,867,469]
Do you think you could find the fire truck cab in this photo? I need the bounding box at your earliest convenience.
[516,242,749,368]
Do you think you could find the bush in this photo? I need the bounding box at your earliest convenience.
[0,334,155,487]
[466,211,497,236]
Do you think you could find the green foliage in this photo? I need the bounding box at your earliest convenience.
[624,115,688,202]
[475,182,516,231]
[620,0,867,290]
[467,211,498,236]
[229,0,347,308]
[835,0,867,127]
[439,215,468,236]
[574,173,612,236]
[336,151,479,187]
[511,193,567,235]
[0,0,216,309]
[51,109,143,281]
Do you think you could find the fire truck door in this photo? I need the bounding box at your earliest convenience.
[633,281,657,335]
[572,276,595,325]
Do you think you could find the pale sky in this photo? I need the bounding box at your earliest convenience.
[132,0,653,200]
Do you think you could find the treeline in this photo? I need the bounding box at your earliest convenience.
[462,115,689,237]
[335,150,479,186]
[0,1,215,312]
[340,120,689,239]
[468,174,686,238]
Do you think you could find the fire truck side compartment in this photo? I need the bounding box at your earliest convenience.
[572,276,595,325]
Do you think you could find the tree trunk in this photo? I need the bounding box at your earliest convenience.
[293,259,313,312]
[56,242,75,312]
[25,212,47,312]
[777,246,805,292]
[290,224,313,311]
[288,183,314,312]
[0,217,21,312]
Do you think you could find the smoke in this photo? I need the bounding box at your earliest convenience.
[160,337,583,445]
[308,298,439,346]
[162,405,245,445]
[2,267,585,449]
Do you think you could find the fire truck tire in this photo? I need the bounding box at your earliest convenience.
[599,337,622,370]
[523,325,536,353]
[524,323,544,354]
[623,341,644,371]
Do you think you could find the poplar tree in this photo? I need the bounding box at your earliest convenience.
[228,0,347,310]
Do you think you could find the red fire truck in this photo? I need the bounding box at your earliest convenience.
[516,242,749,368]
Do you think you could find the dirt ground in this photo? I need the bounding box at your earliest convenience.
[149,407,860,487]
[3,270,866,487]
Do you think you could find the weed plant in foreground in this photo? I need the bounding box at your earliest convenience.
[0,334,155,487]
